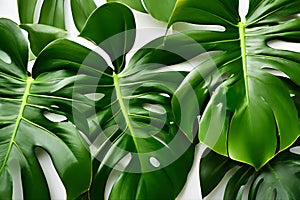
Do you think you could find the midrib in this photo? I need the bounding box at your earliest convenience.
[113,74,140,153]
[238,19,250,104]
[0,77,33,174]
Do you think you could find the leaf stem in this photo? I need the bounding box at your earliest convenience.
[113,74,140,152]
[238,21,250,104]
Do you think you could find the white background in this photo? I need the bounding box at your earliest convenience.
[0,0,299,199]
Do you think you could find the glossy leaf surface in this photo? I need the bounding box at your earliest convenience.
[200,148,238,197]
[0,18,92,199]
[142,0,177,22]
[18,0,96,55]
[200,139,300,199]
[71,0,97,31]
[36,3,202,199]
[107,0,177,22]
[107,0,147,13]
[18,0,96,30]
[80,2,135,72]
[170,0,300,169]
[20,24,67,56]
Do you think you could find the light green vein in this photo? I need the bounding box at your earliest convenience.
[113,74,140,153]
[238,21,250,104]
[0,77,33,174]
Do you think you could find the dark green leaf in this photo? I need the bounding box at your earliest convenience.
[109,0,177,22]
[200,139,300,199]
[168,0,240,29]
[0,18,92,199]
[20,24,67,56]
[143,0,177,22]
[107,0,147,13]
[71,0,97,31]
[80,2,136,73]
[18,0,96,30]
[200,148,238,197]
[39,0,65,28]
[224,166,254,200]
[17,0,38,24]
[170,0,300,169]
[18,0,97,55]
[40,3,205,199]
[44,33,199,200]
[248,150,300,199]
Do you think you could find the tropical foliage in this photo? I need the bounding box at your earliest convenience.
[0,0,299,199]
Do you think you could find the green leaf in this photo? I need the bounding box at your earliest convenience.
[200,148,238,197]
[170,0,300,169]
[224,166,254,200]
[142,0,177,22]
[38,0,65,29]
[107,0,177,22]
[44,29,198,200]
[18,0,96,29]
[248,144,300,199]
[80,2,136,73]
[17,0,38,24]
[20,24,67,56]
[71,0,97,31]
[18,0,66,28]
[35,3,204,199]
[200,139,300,199]
[107,0,147,13]
[0,18,92,199]
[168,0,240,29]
[18,0,96,55]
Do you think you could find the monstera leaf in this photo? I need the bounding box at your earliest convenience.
[200,138,300,199]
[18,0,96,30]
[0,18,93,199]
[33,2,203,199]
[18,0,97,55]
[107,0,177,22]
[169,0,300,169]
[107,0,147,13]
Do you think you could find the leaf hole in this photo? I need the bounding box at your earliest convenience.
[50,105,59,109]
[290,93,295,97]
[173,22,226,32]
[152,135,168,147]
[0,50,12,64]
[35,148,66,199]
[290,146,300,155]
[84,93,105,101]
[43,111,67,122]
[159,93,170,98]
[267,40,300,53]
[261,66,289,78]
[143,103,166,115]
[149,157,160,168]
